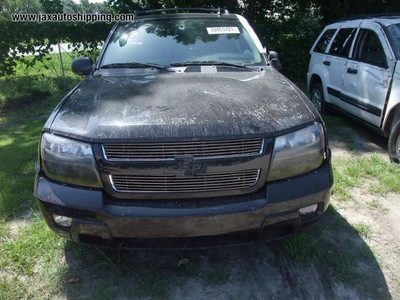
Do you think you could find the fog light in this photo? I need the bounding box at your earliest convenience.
[299,204,318,215]
[52,214,72,227]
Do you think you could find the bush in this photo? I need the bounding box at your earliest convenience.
[0,21,112,77]
[258,11,323,80]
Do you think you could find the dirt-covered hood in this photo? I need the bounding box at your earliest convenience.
[48,68,318,142]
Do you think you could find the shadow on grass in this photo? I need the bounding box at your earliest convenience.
[322,114,388,157]
[59,207,391,299]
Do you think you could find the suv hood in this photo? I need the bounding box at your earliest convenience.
[49,69,317,142]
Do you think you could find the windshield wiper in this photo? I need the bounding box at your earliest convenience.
[170,60,249,69]
[101,62,166,70]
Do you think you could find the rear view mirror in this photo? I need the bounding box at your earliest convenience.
[72,57,94,76]
[269,51,282,71]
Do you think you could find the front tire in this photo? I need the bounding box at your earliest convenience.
[388,120,400,163]
[310,83,327,114]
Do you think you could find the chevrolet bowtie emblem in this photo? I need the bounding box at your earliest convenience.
[164,156,206,177]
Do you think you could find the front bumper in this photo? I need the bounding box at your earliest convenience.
[35,158,333,249]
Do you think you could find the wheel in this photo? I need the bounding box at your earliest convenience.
[310,82,327,114]
[388,120,400,164]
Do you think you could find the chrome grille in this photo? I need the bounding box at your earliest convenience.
[110,170,260,193]
[103,139,263,161]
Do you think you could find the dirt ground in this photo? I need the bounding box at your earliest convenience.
[325,123,400,299]
[170,122,400,299]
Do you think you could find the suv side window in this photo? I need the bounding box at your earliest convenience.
[387,24,400,58]
[313,29,336,53]
[354,29,387,68]
[328,28,357,57]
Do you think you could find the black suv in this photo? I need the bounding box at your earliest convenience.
[35,8,333,248]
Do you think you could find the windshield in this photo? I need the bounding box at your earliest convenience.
[101,17,263,67]
[387,23,400,58]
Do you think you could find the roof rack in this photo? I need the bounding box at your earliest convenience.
[338,13,400,22]
[135,7,230,17]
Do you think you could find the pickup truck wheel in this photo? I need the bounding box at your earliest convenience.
[388,120,400,163]
[310,83,327,114]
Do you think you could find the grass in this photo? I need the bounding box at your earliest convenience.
[0,52,80,219]
[0,116,45,218]
[0,57,399,298]
[271,209,383,293]
[368,198,389,213]
[0,52,80,112]
[0,216,66,299]
[353,222,373,239]
[323,113,400,202]
[269,114,399,295]
[332,154,400,202]
[0,54,80,298]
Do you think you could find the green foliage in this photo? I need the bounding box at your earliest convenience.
[40,0,63,13]
[272,215,379,289]
[259,11,323,79]
[106,0,239,13]
[1,0,43,14]
[332,154,400,202]
[0,218,66,298]
[0,52,80,110]
[353,222,373,239]
[0,0,111,76]
[2,0,400,81]
[0,20,111,76]
[0,54,80,218]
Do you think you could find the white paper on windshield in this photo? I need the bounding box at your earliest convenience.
[206,27,240,35]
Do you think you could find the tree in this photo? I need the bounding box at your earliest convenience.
[39,0,63,13]
[0,0,112,76]
[302,0,400,23]
[2,0,400,78]
[1,0,42,14]
[62,0,79,13]
[106,0,239,13]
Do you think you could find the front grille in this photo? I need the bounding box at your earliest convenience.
[103,139,263,161]
[110,169,260,193]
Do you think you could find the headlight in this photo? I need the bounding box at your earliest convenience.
[268,123,326,181]
[40,133,102,188]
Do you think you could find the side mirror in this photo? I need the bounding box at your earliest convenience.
[72,57,94,76]
[268,51,282,71]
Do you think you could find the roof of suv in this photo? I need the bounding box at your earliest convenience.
[135,7,231,18]
[135,7,229,16]
[134,12,238,21]
[334,15,400,27]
